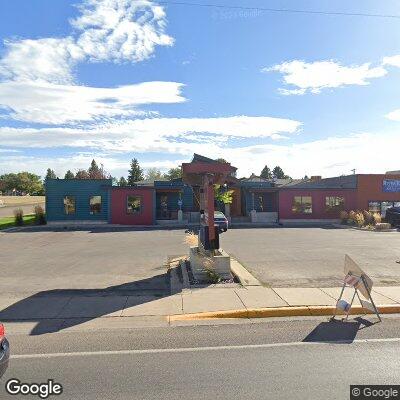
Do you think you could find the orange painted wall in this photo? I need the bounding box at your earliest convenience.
[356,174,400,209]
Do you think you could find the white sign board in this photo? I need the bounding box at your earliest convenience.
[344,255,373,299]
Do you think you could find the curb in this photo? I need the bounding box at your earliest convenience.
[169,304,400,321]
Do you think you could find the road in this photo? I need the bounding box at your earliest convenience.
[2,316,400,399]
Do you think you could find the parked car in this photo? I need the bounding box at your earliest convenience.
[386,207,400,227]
[214,211,229,232]
[0,324,9,378]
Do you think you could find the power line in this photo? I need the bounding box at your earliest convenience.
[152,1,400,19]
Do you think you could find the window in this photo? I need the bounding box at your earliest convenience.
[258,195,264,211]
[127,196,141,214]
[325,196,345,212]
[292,196,312,214]
[368,201,381,213]
[89,195,102,215]
[64,196,75,215]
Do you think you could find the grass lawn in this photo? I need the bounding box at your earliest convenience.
[0,215,36,230]
[0,196,45,206]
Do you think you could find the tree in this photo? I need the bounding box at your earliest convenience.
[127,158,144,185]
[216,158,228,163]
[272,166,290,179]
[75,169,89,179]
[260,165,272,180]
[0,172,43,194]
[64,170,74,179]
[214,184,234,204]
[119,177,128,186]
[145,168,163,181]
[163,167,182,181]
[45,168,57,180]
[88,159,107,179]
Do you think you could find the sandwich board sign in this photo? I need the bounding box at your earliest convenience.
[332,255,381,322]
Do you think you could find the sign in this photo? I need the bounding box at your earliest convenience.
[344,255,373,299]
[383,179,400,193]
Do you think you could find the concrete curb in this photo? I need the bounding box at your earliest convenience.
[169,304,400,321]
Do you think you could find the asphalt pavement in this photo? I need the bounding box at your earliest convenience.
[2,315,400,399]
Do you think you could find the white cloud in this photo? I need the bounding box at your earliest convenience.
[0,0,173,84]
[0,80,185,124]
[385,109,400,121]
[1,131,399,179]
[264,60,387,95]
[382,55,400,68]
[0,116,301,154]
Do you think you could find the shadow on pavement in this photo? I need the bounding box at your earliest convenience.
[0,273,173,336]
[303,320,362,343]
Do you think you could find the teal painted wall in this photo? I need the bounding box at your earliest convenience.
[45,179,112,221]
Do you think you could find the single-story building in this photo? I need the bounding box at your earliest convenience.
[45,155,400,226]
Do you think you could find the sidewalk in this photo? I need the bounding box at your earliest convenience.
[2,285,400,335]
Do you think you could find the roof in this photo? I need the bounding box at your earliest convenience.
[281,175,358,189]
[240,174,270,183]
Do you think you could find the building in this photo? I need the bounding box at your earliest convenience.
[45,156,400,226]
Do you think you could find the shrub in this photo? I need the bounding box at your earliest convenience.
[201,257,221,283]
[348,210,357,225]
[355,211,365,227]
[372,212,382,225]
[14,208,23,226]
[34,205,46,225]
[362,210,374,226]
[184,232,198,247]
[339,211,349,224]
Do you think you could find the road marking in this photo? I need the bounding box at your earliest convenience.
[11,337,400,360]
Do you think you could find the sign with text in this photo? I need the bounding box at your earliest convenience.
[383,179,400,193]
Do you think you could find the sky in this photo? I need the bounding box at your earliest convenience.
[0,0,400,179]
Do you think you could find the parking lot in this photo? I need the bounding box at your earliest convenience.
[0,227,399,297]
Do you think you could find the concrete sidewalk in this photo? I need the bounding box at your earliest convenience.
[2,285,400,335]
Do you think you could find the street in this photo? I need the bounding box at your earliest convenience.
[2,316,400,399]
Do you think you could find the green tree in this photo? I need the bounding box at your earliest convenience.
[64,170,74,179]
[45,168,57,180]
[127,158,144,185]
[214,184,234,204]
[0,172,44,194]
[119,177,128,186]
[145,168,163,181]
[75,169,89,179]
[272,166,290,179]
[163,167,182,180]
[260,165,272,179]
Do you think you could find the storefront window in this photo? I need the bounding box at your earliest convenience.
[381,201,395,218]
[64,196,75,215]
[89,196,102,214]
[325,196,345,212]
[127,196,141,214]
[292,196,312,214]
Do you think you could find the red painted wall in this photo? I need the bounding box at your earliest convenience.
[356,174,400,210]
[279,189,358,219]
[110,187,154,225]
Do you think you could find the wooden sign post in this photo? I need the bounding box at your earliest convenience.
[332,255,381,322]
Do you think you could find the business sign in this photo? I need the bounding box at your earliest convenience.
[383,179,400,193]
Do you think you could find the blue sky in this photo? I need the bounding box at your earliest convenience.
[0,0,399,179]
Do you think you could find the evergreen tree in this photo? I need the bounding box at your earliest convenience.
[45,168,57,180]
[260,165,272,179]
[127,158,144,185]
[64,170,74,179]
[88,159,102,179]
[119,177,128,186]
[272,166,290,179]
